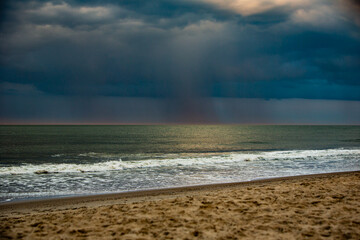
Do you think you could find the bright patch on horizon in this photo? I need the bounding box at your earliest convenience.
[198,0,310,16]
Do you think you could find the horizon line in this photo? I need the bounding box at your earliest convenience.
[0,123,359,126]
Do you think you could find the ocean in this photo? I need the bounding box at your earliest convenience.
[0,125,359,202]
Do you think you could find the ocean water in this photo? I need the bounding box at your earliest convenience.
[0,125,359,202]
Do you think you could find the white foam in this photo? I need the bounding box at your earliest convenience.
[1,148,359,175]
[51,154,64,157]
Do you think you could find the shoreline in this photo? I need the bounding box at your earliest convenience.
[1,170,359,239]
[1,171,358,215]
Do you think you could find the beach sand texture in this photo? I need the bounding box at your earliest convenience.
[1,172,359,239]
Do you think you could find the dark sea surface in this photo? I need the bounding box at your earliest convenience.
[0,125,359,202]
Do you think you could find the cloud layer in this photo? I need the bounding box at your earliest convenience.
[1,0,359,123]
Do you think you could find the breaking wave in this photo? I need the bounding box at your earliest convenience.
[1,148,359,175]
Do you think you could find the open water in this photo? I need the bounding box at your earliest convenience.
[0,125,359,202]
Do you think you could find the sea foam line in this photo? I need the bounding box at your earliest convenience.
[1,148,359,175]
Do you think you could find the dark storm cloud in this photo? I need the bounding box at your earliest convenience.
[0,0,360,123]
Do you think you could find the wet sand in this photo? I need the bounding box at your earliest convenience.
[1,171,359,239]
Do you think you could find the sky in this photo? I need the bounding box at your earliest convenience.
[0,0,359,124]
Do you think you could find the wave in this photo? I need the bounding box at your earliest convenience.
[1,148,359,175]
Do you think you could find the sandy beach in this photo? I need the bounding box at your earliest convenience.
[1,171,359,239]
